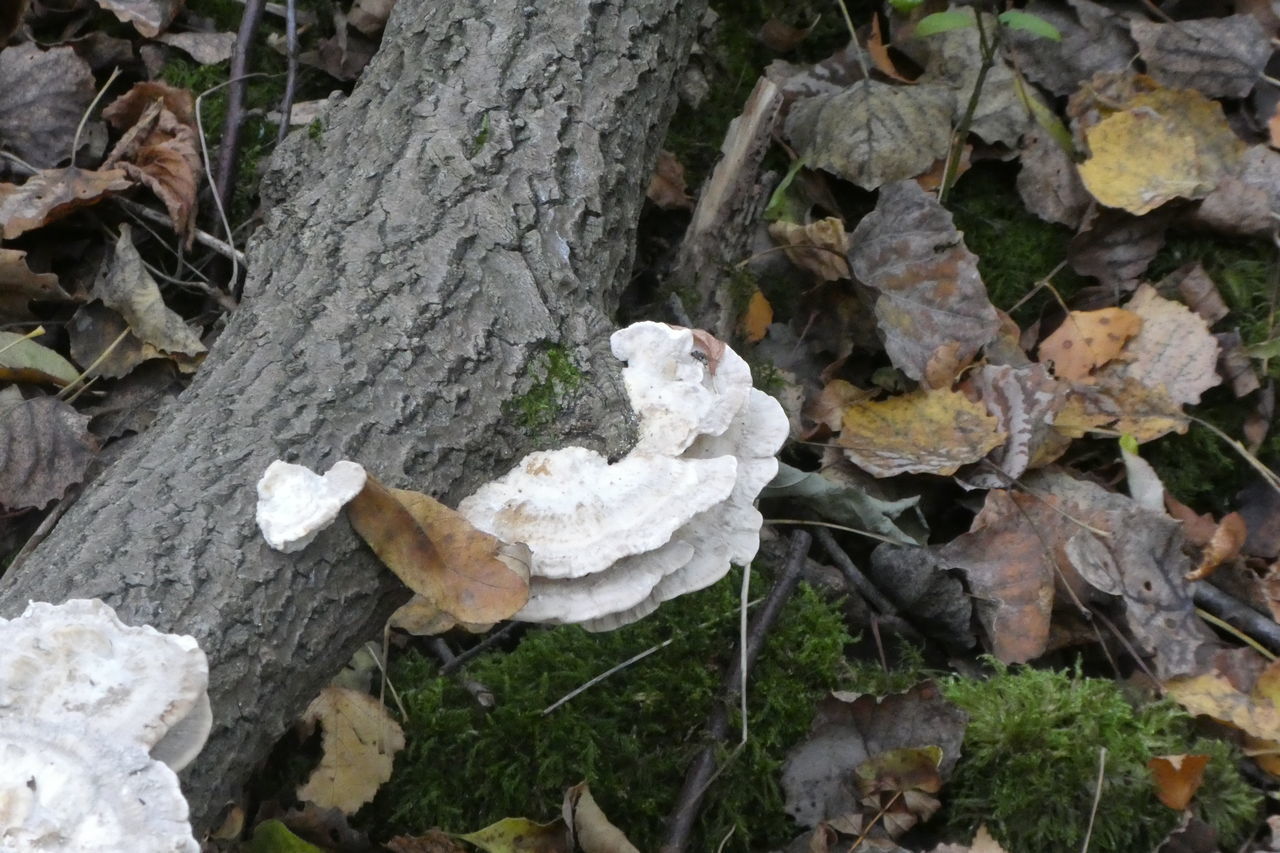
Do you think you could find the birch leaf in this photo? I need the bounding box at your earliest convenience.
[297,687,405,815]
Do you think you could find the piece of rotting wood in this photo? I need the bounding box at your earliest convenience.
[667,76,783,338]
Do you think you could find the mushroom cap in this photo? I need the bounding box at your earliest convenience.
[459,446,737,579]
[0,718,199,852]
[0,599,211,772]
[611,322,752,456]
[514,540,695,624]
[256,459,367,552]
[581,389,789,631]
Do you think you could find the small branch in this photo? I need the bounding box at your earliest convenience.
[1193,582,1280,654]
[116,197,247,273]
[215,0,267,214]
[812,527,925,644]
[439,622,521,675]
[429,638,494,708]
[660,530,810,853]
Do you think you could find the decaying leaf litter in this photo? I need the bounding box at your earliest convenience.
[4,0,1280,850]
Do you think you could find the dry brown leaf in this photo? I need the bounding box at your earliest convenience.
[867,14,912,83]
[836,387,1006,478]
[348,0,395,35]
[92,0,179,36]
[1016,129,1090,229]
[68,301,155,379]
[1186,512,1247,581]
[0,386,97,510]
[804,379,871,437]
[104,93,202,245]
[937,489,1056,663]
[1148,754,1211,811]
[156,32,236,65]
[1167,263,1228,325]
[741,289,772,343]
[0,44,99,168]
[562,783,638,853]
[102,81,196,130]
[0,168,132,239]
[1031,469,1215,678]
[1038,308,1141,381]
[296,686,405,815]
[347,475,531,623]
[848,181,1000,383]
[1216,330,1260,398]
[785,81,954,190]
[1068,206,1170,290]
[1077,87,1245,215]
[768,217,849,281]
[1003,0,1134,97]
[782,683,967,830]
[960,363,1065,488]
[759,17,814,53]
[841,746,942,840]
[1098,284,1220,406]
[1193,144,1280,238]
[1054,375,1189,442]
[0,249,74,319]
[646,150,692,210]
[1131,15,1268,99]
[95,226,207,363]
[388,596,458,636]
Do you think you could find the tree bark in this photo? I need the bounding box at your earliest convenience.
[0,0,704,831]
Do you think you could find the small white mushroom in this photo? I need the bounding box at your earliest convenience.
[458,446,737,579]
[611,321,752,456]
[0,719,199,853]
[256,459,367,552]
[0,599,211,772]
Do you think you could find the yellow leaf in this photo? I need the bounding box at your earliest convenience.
[1077,87,1245,215]
[1166,661,1280,744]
[348,476,531,624]
[458,817,569,853]
[741,289,773,343]
[296,687,405,815]
[836,387,1006,477]
[1038,308,1141,381]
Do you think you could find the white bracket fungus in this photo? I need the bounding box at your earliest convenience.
[459,322,789,631]
[0,599,210,852]
[256,459,367,552]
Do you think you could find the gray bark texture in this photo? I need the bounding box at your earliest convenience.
[0,0,705,831]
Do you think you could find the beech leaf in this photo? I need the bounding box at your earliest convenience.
[848,181,1000,383]
[837,387,1006,478]
[347,475,531,623]
[296,687,405,815]
[0,387,97,510]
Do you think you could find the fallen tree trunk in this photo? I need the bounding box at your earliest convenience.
[0,0,704,831]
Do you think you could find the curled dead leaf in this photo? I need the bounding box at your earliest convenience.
[347,475,531,624]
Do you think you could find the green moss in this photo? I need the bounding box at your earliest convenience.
[948,163,1089,318]
[368,570,853,850]
[942,664,1261,852]
[1150,233,1277,362]
[507,345,583,433]
[307,118,323,140]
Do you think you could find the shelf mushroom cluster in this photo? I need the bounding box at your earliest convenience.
[459,322,789,631]
[0,599,210,852]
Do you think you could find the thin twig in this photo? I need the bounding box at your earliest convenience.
[440,622,521,675]
[116,197,247,273]
[277,0,299,143]
[1080,746,1107,853]
[429,638,494,708]
[660,530,811,853]
[215,0,267,217]
[71,68,122,167]
[813,527,900,615]
[1193,582,1280,655]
